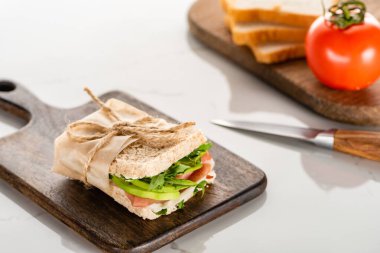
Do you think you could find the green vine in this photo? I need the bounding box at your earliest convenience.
[327,0,366,29]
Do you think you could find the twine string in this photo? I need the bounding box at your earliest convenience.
[67,87,195,185]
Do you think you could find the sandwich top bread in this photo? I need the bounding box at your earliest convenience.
[53,89,216,220]
[222,0,329,27]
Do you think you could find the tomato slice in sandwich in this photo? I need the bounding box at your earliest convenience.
[177,152,213,181]
[125,193,162,208]
[189,152,213,182]
[188,163,211,182]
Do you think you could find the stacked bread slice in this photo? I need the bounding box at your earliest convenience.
[221,0,332,64]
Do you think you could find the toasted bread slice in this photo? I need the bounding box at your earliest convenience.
[109,129,207,179]
[221,0,331,28]
[225,15,307,45]
[249,42,305,64]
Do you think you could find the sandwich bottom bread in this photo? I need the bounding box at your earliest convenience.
[52,89,216,220]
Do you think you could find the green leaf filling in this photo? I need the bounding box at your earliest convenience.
[149,173,165,190]
[110,142,212,199]
[177,200,185,209]
[194,180,207,197]
[155,208,167,216]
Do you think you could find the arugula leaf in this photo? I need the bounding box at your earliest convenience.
[120,174,133,182]
[154,208,167,216]
[194,180,207,197]
[165,163,190,179]
[161,142,212,181]
[177,200,185,209]
[149,173,165,190]
[176,142,212,168]
[181,163,203,175]
[167,179,197,186]
[187,142,212,158]
[199,142,212,150]
[111,142,212,194]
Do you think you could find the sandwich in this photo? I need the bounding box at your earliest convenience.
[52,89,216,220]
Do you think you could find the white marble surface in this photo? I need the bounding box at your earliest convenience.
[1,0,380,252]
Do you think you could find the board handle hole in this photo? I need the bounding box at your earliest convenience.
[0,81,16,92]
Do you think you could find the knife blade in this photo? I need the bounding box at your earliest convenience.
[211,119,380,162]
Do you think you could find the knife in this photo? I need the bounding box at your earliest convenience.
[211,119,380,162]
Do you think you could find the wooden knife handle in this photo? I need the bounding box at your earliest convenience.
[333,130,380,162]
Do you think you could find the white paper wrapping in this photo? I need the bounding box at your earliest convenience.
[52,98,147,195]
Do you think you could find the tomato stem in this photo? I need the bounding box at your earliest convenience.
[327,0,366,29]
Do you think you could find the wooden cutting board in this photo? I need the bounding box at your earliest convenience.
[189,0,380,126]
[0,81,267,253]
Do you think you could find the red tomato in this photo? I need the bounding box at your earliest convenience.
[176,152,212,180]
[176,171,193,179]
[306,14,380,90]
[189,164,211,182]
[189,153,213,182]
[125,193,161,208]
[201,151,212,163]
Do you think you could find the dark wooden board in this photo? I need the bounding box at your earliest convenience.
[0,81,267,253]
[188,0,380,126]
